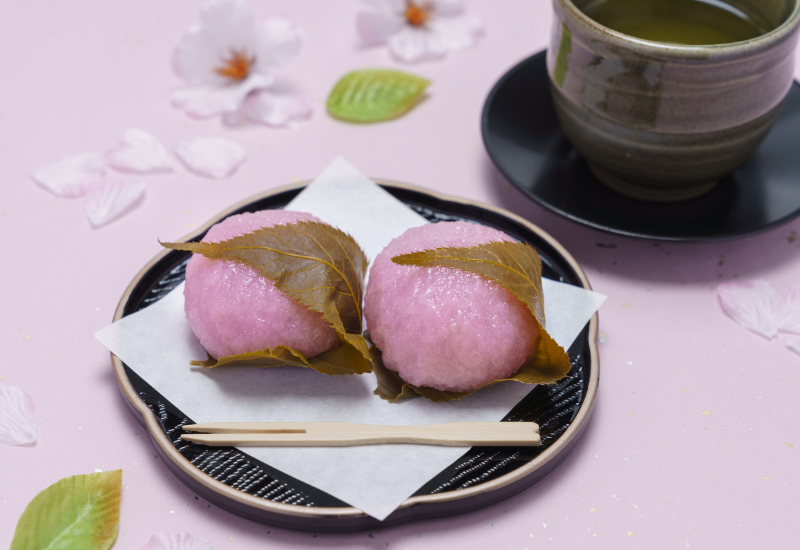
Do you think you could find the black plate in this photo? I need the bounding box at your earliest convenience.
[115,183,598,532]
[482,50,800,241]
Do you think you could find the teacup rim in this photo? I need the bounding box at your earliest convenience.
[556,0,800,58]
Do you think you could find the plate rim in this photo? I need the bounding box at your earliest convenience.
[110,180,600,521]
[481,49,800,242]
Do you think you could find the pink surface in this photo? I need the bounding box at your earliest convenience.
[365,221,539,391]
[184,210,339,359]
[1,1,799,548]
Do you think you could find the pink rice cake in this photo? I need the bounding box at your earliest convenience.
[183,210,340,359]
[364,221,540,393]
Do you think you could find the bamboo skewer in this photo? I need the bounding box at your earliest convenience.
[181,422,540,447]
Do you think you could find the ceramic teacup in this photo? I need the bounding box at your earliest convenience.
[548,0,800,202]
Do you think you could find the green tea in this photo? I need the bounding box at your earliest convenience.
[580,0,767,45]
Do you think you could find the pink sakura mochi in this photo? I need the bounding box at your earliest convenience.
[183,210,340,359]
[364,221,540,393]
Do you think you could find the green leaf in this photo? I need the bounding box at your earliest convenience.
[162,221,372,375]
[327,69,430,123]
[374,241,572,402]
[11,470,122,550]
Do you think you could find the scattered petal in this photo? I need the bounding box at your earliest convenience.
[224,88,313,127]
[780,284,800,334]
[787,336,800,356]
[137,533,215,550]
[85,179,146,227]
[30,153,106,198]
[11,471,122,549]
[171,0,303,119]
[718,280,782,339]
[106,129,173,174]
[173,138,246,178]
[0,386,37,445]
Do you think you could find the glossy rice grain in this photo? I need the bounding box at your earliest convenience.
[364,221,539,392]
[184,210,340,359]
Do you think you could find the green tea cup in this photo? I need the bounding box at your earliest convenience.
[548,0,800,202]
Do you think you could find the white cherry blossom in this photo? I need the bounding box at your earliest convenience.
[171,0,308,126]
[357,0,484,62]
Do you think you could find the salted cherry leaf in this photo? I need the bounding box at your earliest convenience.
[162,221,372,373]
[137,533,215,550]
[0,386,37,445]
[11,470,122,550]
[718,280,782,339]
[192,338,372,376]
[779,284,800,335]
[327,69,429,123]
[376,241,572,401]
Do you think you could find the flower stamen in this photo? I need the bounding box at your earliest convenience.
[214,50,254,81]
[405,1,432,26]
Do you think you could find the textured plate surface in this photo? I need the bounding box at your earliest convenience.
[482,51,800,242]
[112,182,599,532]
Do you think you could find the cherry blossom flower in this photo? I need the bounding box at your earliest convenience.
[171,0,309,126]
[357,0,484,62]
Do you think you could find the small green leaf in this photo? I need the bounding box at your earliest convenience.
[11,470,122,550]
[327,69,430,123]
[374,241,572,402]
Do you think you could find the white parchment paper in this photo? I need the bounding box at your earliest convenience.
[96,157,606,520]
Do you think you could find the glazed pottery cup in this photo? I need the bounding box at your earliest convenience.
[548,0,800,202]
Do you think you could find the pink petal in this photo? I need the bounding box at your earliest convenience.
[388,26,448,62]
[30,153,106,198]
[427,13,484,50]
[780,284,800,335]
[172,0,257,85]
[228,88,313,128]
[787,336,800,356]
[173,138,246,179]
[171,73,273,118]
[356,8,405,46]
[106,129,173,174]
[84,178,146,227]
[253,17,303,70]
[0,386,37,446]
[718,280,782,339]
[137,533,214,550]
[432,0,470,16]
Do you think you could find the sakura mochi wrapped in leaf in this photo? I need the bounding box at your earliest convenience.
[162,210,372,375]
[365,221,571,401]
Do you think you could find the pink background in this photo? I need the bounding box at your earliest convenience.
[2,1,799,548]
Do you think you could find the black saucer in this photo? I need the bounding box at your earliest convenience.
[481,50,800,242]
